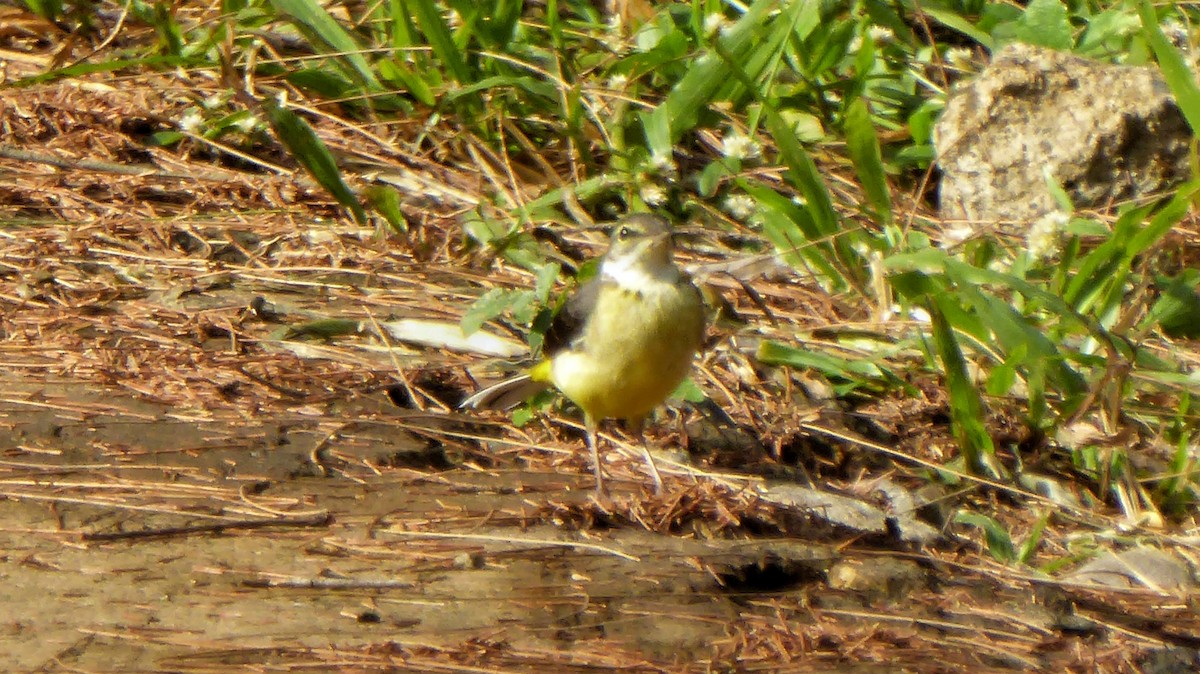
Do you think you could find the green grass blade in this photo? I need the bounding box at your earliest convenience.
[930,300,1000,477]
[913,5,993,49]
[954,511,1016,563]
[1062,202,1156,309]
[762,109,840,240]
[843,96,892,225]
[647,0,783,150]
[9,55,193,87]
[22,0,63,19]
[379,60,437,107]
[938,258,1113,348]
[269,0,383,91]
[264,99,366,223]
[1064,184,1196,317]
[959,286,1087,399]
[757,340,891,383]
[402,0,472,84]
[1139,0,1200,132]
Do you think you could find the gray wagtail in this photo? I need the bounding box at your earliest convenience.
[462,213,707,494]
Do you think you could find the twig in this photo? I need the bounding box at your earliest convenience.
[81,512,332,542]
[0,144,247,183]
[381,529,641,562]
[242,576,416,590]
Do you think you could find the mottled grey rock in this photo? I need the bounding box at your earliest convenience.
[1064,546,1196,592]
[935,43,1192,225]
[759,481,943,545]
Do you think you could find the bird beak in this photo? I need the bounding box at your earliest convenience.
[648,230,672,253]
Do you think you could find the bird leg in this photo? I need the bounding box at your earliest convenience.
[585,415,607,496]
[628,416,664,494]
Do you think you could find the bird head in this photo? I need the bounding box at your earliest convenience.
[602,213,675,278]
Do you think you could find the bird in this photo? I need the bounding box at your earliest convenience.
[462,213,707,494]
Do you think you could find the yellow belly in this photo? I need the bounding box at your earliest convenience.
[545,282,705,422]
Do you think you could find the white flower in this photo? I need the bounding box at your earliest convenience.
[721,130,761,161]
[202,92,229,109]
[945,47,974,70]
[234,114,260,134]
[938,224,975,249]
[649,151,677,177]
[883,305,932,323]
[178,109,204,133]
[868,25,894,44]
[848,34,864,53]
[640,184,668,206]
[908,306,932,323]
[1026,210,1070,260]
[607,73,629,90]
[987,258,1011,273]
[703,13,728,37]
[723,194,757,220]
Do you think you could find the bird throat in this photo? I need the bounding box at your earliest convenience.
[600,251,677,291]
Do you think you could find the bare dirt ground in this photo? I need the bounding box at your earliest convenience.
[0,64,1196,674]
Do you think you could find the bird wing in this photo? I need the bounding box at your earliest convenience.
[541,277,603,356]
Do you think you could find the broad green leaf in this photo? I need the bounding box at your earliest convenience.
[150,3,185,56]
[1062,201,1155,309]
[639,109,672,168]
[533,262,561,303]
[763,107,841,240]
[23,0,63,19]
[13,55,194,87]
[985,349,1020,397]
[943,258,1111,348]
[461,288,531,335]
[1078,8,1140,55]
[515,174,622,221]
[1014,0,1073,50]
[954,285,1087,397]
[697,161,731,197]
[671,377,707,404]
[285,68,356,100]
[363,185,408,234]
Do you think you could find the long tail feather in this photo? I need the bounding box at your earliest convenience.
[460,374,550,410]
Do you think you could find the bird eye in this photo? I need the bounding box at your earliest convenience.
[617,226,632,239]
